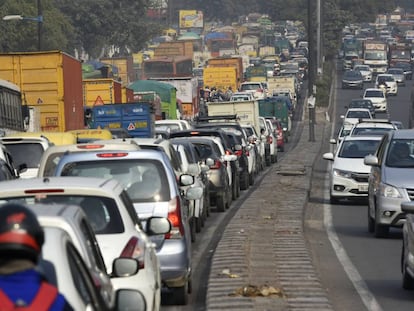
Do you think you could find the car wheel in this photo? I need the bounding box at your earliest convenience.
[271,154,276,163]
[367,206,374,233]
[374,213,389,238]
[402,245,414,290]
[240,172,249,190]
[249,172,255,186]
[330,194,339,204]
[195,216,202,233]
[216,193,226,212]
[265,155,271,166]
[279,145,285,152]
[172,282,189,305]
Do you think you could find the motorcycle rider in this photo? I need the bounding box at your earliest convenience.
[0,202,74,310]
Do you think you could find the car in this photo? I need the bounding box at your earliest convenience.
[341,70,364,89]
[353,64,373,82]
[0,176,170,310]
[387,67,406,85]
[391,120,404,129]
[0,177,170,310]
[266,117,285,152]
[365,129,414,238]
[401,201,414,289]
[155,120,192,132]
[0,135,52,178]
[239,81,267,99]
[265,118,278,164]
[37,140,141,177]
[241,124,265,173]
[393,62,413,80]
[375,73,398,95]
[363,88,388,113]
[229,92,255,101]
[349,119,397,136]
[347,99,376,118]
[341,108,372,127]
[323,135,382,203]
[52,150,201,305]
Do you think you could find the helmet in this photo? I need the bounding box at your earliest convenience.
[0,203,44,263]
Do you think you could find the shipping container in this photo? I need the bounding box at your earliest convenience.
[100,56,134,86]
[122,86,134,103]
[207,56,244,87]
[203,67,238,92]
[0,51,84,132]
[83,78,122,107]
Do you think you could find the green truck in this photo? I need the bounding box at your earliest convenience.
[258,97,292,140]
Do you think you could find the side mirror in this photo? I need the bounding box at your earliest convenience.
[200,163,210,173]
[145,217,171,235]
[186,186,203,200]
[179,174,195,186]
[322,152,334,161]
[205,158,215,166]
[115,289,147,311]
[112,257,140,278]
[364,155,379,166]
[329,138,337,144]
[187,163,200,176]
[234,144,242,151]
[223,154,237,162]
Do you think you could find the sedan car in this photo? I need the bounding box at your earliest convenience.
[347,99,375,118]
[393,62,413,80]
[341,70,364,89]
[387,67,406,86]
[363,88,387,113]
[323,135,382,204]
[365,129,414,238]
[341,108,372,127]
[353,64,373,82]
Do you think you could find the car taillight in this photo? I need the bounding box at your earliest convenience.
[120,236,145,269]
[210,159,222,169]
[257,88,263,93]
[244,149,250,157]
[165,196,184,239]
[97,152,128,158]
[234,150,243,157]
[77,144,105,149]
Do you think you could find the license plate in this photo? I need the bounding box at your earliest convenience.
[358,184,368,192]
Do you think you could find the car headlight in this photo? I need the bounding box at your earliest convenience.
[333,169,352,178]
[379,183,402,198]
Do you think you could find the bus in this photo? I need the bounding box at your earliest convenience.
[0,79,25,134]
[142,56,193,80]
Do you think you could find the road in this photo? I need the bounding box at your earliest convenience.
[307,63,414,311]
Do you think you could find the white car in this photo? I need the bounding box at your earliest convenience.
[0,177,170,311]
[323,135,382,203]
[341,108,372,127]
[353,64,373,82]
[229,92,255,101]
[363,88,388,113]
[239,82,267,99]
[375,73,398,95]
[349,119,398,136]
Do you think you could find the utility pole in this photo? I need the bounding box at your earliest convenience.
[307,0,316,142]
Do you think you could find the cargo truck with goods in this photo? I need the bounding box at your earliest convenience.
[89,102,155,138]
[266,76,298,109]
[363,41,388,74]
[203,67,238,93]
[206,56,244,88]
[0,51,84,132]
[205,32,237,57]
[83,78,122,107]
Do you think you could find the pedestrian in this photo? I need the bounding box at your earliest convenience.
[0,202,74,310]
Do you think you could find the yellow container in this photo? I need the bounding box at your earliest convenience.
[67,129,113,143]
[6,131,77,146]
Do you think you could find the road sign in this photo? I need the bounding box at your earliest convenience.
[127,123,135,130]
[94,95,104,106]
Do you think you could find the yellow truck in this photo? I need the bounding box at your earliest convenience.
[83,78,123,107]
[0,51,84,132]
[203,67,238,91]
[100,56,135,86]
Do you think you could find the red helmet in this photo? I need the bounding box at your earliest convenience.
[0,203,44,263]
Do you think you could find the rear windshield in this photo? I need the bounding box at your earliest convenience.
[60,159,170,203]
[5,143,44,169]
[192,142,218,159]
[0,195,124,234]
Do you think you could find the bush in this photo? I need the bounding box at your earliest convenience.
[315,60,334,107]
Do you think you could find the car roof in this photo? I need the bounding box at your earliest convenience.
[342,135,382,142]
[390,129,414,139]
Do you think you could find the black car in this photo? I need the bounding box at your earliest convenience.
[348,99,376,118]
[393,62,413,80]
[342,70,364,89]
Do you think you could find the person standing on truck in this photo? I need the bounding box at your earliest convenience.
[0,203,74,310]
[225,86,234,100]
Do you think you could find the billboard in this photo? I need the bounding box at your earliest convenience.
[179,10,203,29]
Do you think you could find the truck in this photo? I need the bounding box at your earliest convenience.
[388,43,411,67]
[100,56,135,86]
[89,102,155,138]
[258,97,292,138]
[266,76,298,109]
[206,56,244,88]
[203,67,238,92]
[205,32,237,57]
[0,51,84,132]
[153,41,194,59]
[83,78,122,107]
[363,40,388,74]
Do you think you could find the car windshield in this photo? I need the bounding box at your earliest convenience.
[241,84,261,91]
[352,127,392,136]
[355,66,369,71]
[388,69,403,74]
[377,75,394,82]
[346,110,371,119]
[365,90,384,98]
[338,140,381,158]
[386,139,414,168]
[60,159,170,203]
[344,71,361,78]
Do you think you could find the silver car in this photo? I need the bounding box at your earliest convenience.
[365,129,414,238]
[387,67,406,86]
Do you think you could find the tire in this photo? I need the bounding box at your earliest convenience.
[195,216,202,233]
[271,154,276,163]
[374,216,389,238]
[368,206,374,233]
[240,172,249,190]
[279,145,285,152]
[402,246,414,289]
[249,172,255,186]
[216,193,226,212]
[171,282,189,305]
[265,155,271,166]
[330,194,339,204]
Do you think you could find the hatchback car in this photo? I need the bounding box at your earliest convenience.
[365,129,414,238]
[341,70,364,89]
[387,67,406,86]
[53,150,201,305]
[347,99,376,118]
[375,73,398,95]
[341,108,372,127]
[363,88,388,113]
[323,135,382,203]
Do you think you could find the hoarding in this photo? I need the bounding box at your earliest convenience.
[179,10,203,29]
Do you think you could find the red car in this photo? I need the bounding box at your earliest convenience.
[266,117,285,152]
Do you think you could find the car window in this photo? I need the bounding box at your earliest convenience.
[5,143,44,169]
[192,142,216,159]
[386,139,414,168]
[339,140,380,158]
[79,219,107,273]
